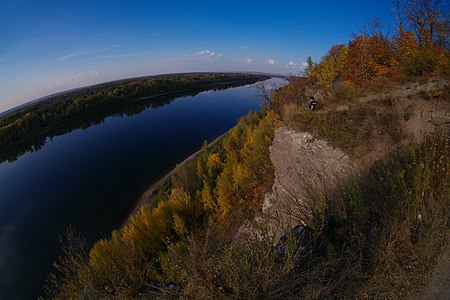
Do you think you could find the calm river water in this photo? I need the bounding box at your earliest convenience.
[0,78,284,299]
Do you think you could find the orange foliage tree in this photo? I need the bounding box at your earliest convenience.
[393,0,449,77]
[343,36,377,86]
[343,34,397,87]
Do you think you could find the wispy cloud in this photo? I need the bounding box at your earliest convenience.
[196,49,223,58]
[240,45,250,50]
[267,59,275,65]
[245,58,254,64]
[58,51,88,61]
[301,61,309,67]
[82,52,158,61]
[57,45,119,61]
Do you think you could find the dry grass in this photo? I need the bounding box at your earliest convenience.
[145,131,447,300]
[353,132,449,298]
[283,101,404,158]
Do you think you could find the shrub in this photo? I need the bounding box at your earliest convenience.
[331,80,360,102]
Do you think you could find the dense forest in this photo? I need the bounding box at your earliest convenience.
[0,73,269,163]
[45,0,449,298]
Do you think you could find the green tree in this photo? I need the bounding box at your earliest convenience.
[304,56,315,77]
[311,45,348,87]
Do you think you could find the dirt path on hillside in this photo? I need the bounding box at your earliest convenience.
[360,78,450,140]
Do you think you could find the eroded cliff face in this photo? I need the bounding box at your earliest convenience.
[238,79,450,299]
[261,78,450,241]
[262,127,353,239]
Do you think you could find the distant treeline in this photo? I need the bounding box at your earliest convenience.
[0,73,270,163]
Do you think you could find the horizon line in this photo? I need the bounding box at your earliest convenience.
[0,71,287,117]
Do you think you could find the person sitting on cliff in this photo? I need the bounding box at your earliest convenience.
[308,96,317,110]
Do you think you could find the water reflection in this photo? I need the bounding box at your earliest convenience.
[0,78,286,299]
[0,83,248,164]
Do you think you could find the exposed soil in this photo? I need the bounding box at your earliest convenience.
[262,127,353,239]
[365,78,450,141]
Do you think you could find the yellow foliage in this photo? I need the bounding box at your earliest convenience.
[168,188,191,208]
[216,167,234,217]
[201,181,216,211]
[215,111,278,219]
[311,45,348,87]
[206,152,222,169]
[172,213,186,236]
[86,186,202,289]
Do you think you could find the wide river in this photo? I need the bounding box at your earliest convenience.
[0,78,284,299]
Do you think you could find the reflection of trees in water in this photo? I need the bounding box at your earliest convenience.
[0,82,255,164]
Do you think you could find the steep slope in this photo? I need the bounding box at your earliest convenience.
[259,78,449,299]
[263,128,352,239]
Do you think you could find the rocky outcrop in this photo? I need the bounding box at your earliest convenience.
[263,127,353,240]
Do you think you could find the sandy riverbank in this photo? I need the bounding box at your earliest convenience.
[121,133,226,229]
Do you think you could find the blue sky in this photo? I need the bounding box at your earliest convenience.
[0,0,397,112]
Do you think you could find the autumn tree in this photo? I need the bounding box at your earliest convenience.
[215,111,277,221]
[393,0,449,76]
[395,0,449,48]
[255,81,284,119]
[343,36,378,85]
[311,44,348,87]
[304,56,316,77]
